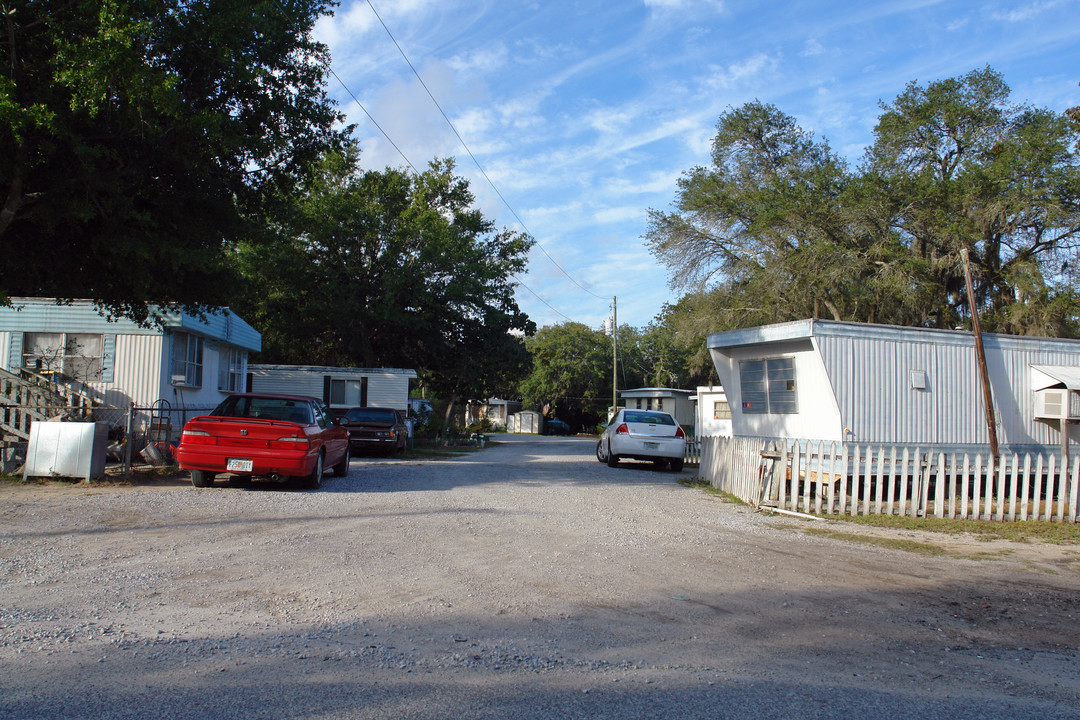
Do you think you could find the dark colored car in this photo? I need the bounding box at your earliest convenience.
[176,393,351,489]
[338,407,408,455]
[544,418,572,435]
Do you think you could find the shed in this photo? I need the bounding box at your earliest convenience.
[508,410,542,434]
[707,319,1080,452]
[248,365,416,414]
[0,297,260,435]
[618,387,695,429]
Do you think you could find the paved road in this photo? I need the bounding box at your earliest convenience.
[1,434,1078,719]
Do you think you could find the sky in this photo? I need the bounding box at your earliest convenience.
[313,0,1080,331]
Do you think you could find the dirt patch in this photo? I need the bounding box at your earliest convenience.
[1,437,1078,719]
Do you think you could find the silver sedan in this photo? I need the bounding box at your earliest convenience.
[596,408,686,471]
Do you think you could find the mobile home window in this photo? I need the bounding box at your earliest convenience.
[23,332,103,382]
[218,348,245,392]
[713,400,731,419]
[739,358,797,414]
[329,378,367,407]
[171,333,203,387]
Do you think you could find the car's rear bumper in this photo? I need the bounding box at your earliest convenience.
[609,435,684,461]
[176,445,317,477]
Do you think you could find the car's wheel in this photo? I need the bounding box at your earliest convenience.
[606,443,619,467]
[332,444,350,477]
[595,441,606,463]
[304,452,324,489]
[190,470,214,488]
[670,457,684,472]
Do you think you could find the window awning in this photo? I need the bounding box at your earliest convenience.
[1031,364,1080,391]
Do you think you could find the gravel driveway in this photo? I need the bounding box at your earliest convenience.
[2,434,1078,719]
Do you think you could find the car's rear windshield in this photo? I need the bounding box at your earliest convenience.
[211,396,312,424]
[345,408,397,423]
[622,411,675,426]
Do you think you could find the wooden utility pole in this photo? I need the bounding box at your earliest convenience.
[961,248,1000,460]
[611,296,618,421]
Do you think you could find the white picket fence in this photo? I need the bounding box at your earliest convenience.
[699,437,1080,523]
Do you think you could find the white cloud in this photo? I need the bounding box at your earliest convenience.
[990,0,1062,22]
[594,206,646,224]
[707,52,781,89]
[448,43,510,75]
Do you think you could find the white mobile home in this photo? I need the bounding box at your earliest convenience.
[707,319,1080,452]
[693,385,733,439]
[618,387,696,429]
[0,297,260,430]
[248,365,416,414]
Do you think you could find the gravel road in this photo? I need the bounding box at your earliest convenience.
[2,434,1078,719]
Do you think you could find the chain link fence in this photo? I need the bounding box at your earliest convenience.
[1,402,215,475]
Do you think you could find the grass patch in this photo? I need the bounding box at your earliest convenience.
[678,478,748,505]
[821,513,1080,545]
[801,527,947,556]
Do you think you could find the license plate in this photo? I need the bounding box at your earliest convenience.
[644,442,659,450]
[227,458,253,472]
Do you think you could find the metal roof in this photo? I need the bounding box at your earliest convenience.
[250,364,417,378]
[708,319,1080,353]
[1031,364,1080,390]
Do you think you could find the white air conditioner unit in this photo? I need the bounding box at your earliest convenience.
[1034,388,1080,421]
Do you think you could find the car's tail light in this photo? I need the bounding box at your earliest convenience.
[675,426,685,438]
[181,429,216,445]
[270,436,309,451]
[615,424,629,434]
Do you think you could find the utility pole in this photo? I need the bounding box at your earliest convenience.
[611,296,617,421]
[961,247,999,461]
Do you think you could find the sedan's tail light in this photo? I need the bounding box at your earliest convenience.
[181,429,216,445]
[615,423,629,434]
[675,426,685,438]
[270,436,310,451]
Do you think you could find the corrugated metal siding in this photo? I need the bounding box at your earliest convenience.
[0,299,260,351]
[816,332,1080,448]
[92,334,164,408]
[366,374,409,409]
[174,309,261,352]
[250,367,413,411]
[0,331,9,371]
[0,298,151,334]
[249,368,325,398]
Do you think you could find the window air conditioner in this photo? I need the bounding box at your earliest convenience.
[1034,388,1080,421]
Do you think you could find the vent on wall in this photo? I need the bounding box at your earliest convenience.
[1034,388,1080,421]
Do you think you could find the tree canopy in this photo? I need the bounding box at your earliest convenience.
[0,0,346,323]
[234,149,535,406]
[647,67,1080,336]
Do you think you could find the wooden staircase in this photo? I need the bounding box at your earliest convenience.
[0,366,98,443]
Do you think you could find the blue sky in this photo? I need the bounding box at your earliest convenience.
[314,0,1080,330]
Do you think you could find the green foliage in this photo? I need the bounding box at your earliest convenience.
[0,0,346,322]
[234,149,535,403]
[518,322,612,417]
[648,67,1080,337]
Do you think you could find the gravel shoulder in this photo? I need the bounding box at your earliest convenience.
[1,434,1078,719]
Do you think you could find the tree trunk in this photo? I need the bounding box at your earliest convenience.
[440,392,459,440]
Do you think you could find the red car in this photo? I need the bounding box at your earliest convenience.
[176,394,350,489]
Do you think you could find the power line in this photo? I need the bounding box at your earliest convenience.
[364,0,608,302]
[272,0,587,324]
[325,66,419,175]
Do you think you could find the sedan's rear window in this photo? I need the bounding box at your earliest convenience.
[212,396,313,424]
[345,408,397,423]
[622,411,675,426]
